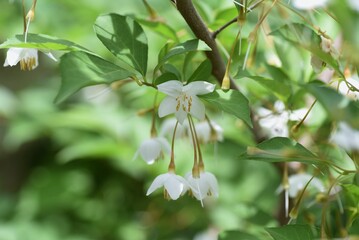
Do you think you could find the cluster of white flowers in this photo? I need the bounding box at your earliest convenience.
[146,170,219,202]
[291,0,328,10]
[135,80,221,204]
[257,101,307,138]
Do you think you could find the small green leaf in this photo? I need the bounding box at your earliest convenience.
[304,81,359,128]
[136,18,178,42]
[0,33,89,52]
[200,89,252,127]
[239,137,320,165]
[266,225,314,240]
[245,75,292,101]
[159,39,211,66]
[187,59,212,83]
[94,13,148,76]
[56,51,133,104]
[219,230,259,240]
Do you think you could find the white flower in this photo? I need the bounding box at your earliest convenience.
[185,171,219,201]
[277,173,325,198]
[157,80,215,124]
[146,172,188,200]
[257,101,306,138]
[292,0,328,10]
[159,118,189,139]
[348,0,359,12]
[330,122,359,151]
[135,137,170,164]
[3,47,56,71]
[195,121,223,143]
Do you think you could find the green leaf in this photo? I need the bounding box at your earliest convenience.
[266,225,314,240]
[136,18,178,42]
[219,230,259,240]
[94,13,148,76]
[0,33,89,52]
[56,51,133,104]
[304,81,359,128]
[159,39,211,66]
[270,23,343,77]
[200,89,252,127]
[318,144,357,176]
[187,59,212,83]
[245,75,292,101]
[239,137,320,165]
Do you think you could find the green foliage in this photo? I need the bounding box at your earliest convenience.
[1,0,359,239]
[200,89,252,127]
[266,225,314,240]
[56,51,133,103]
[0,33,89,52]
[94,13,148,76]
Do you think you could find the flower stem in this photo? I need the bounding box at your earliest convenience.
[168,120,179,172]
[188,115,199,177]
[150,93,158,137]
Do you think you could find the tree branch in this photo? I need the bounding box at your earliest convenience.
[176,0,235,87]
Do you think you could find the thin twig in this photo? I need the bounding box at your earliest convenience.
[212,17,237,39]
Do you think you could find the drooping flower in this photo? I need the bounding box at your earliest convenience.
[157,80,216,124]
[159,118,189,139]
[330,122,359,151]
[185,171,219,201]
[257,101,306,138]
[135,137,170,165]
[195,121,224,144]
[3,47,56,71]
[146,172,188,200]
[277,173,326,198]
[292,0,328,10]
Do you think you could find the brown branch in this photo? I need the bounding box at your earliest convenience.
[176,0,236,87]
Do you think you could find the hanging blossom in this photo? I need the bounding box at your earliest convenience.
[292,0,328,10]
[276,173,325,198]
[185,171,219,202]
[257,101,307,138]
[157,80,216,124]
[134,137,170,165]
[159,118,189,139]
[146,172,188,200]
[195,121,224,144]
[330,122,359,152]
[3,47,57,71]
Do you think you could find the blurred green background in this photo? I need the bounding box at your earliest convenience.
[3,0,354,239]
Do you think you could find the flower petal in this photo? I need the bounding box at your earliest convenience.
[189,96,205,121]
[4,47,23,66]
[203,172,219,197]
[42,51,58,62]
[139,139,162,164]
[175,107,188,124]
[157,80,183,97]
[158,96,177,118]
[146,173,169,196]
[164,174,186,200]
[156,137,171,154]
[183,81,215,96]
